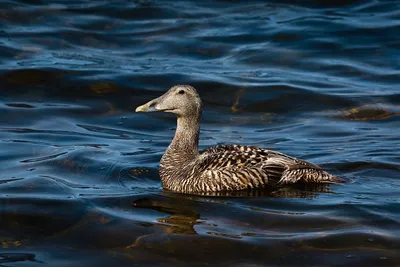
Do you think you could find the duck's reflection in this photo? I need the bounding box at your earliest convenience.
[132,196,200,235]
[131,184,332,235]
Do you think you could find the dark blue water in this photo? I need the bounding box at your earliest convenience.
[1,0,399,266]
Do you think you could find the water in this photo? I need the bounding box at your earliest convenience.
[0,0,399,266]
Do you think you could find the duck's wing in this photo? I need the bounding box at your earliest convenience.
[196,145,344,190]
[194,146,270,191]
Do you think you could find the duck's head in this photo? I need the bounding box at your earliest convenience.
[135,85,202,117]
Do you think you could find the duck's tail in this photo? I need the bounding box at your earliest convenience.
[279,168,348,185]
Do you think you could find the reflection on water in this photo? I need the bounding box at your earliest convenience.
[0,0,399,266]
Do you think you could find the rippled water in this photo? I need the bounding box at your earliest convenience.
[1,0,399,266]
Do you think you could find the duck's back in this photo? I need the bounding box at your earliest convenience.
[185,144,344,192]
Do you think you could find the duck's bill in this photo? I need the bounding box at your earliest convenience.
[135,98,159,112]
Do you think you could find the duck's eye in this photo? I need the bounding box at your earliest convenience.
[178,90,185,94]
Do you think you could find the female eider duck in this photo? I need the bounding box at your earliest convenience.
[136,85,345,193]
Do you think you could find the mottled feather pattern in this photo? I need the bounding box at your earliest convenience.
[160,144,344,193]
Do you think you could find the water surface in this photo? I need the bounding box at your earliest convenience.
[0,0,399,266]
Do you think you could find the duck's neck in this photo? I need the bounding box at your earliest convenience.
[160,114,200,176]
[168,114,200,157]
[159,112,202,191]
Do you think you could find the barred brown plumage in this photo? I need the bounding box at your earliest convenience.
[136,85,347,194]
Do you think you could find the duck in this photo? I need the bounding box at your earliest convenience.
[135,85,346,194]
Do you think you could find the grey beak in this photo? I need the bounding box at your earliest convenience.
[135,97,160,112]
